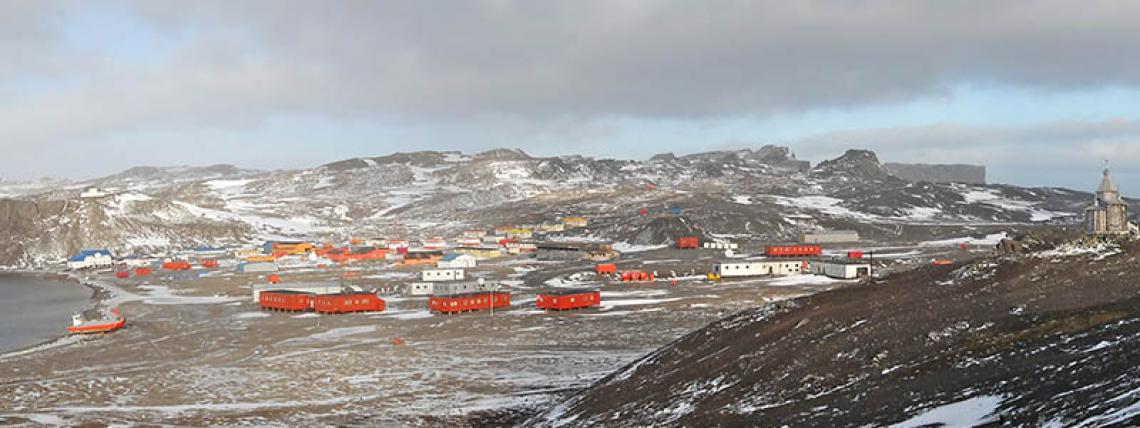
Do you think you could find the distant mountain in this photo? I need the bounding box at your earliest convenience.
[0,146,1093,267]
[884,162,986,184]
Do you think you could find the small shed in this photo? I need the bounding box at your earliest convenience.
[405,282,435,296]
[810,259,871,279]
[422,268,465,282]
[438,253,477,268]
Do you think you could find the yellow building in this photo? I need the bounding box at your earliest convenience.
[562,216,589,228]
[539,223,566,232]
[455,247,504,259]
[506,228,533,239]
[272,241,315,255]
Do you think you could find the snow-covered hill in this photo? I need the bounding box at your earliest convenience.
[527,235,1140,427]
[0,146,1095,267]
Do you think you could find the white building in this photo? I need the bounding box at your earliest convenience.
[120,256,155,268]
[432,281,493,295]
[79,187,107,198]
[405,282,435,296]
[810,259,871,279]
[437,253,477,269]
[801,230,860,244]
[422,268,465,282]
[703,241,739,250]
[67,249,114,270]
[713,260,804,278]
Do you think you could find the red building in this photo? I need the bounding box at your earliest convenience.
[162,261,192,270]
[313,292,385,314]
[621,271,655,282]
[595,263,617,274]
[429,291,511,314]
[536,290,601,311]
[765,245,823,257]
[259,290,314,311]
[676,236,700,249]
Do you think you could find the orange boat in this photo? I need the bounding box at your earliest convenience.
[67,308,126,335]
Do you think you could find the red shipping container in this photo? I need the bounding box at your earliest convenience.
[429,291,511,314]
[537,290,601,311]
[765,245,822,257]
[313,292,385,314]
[676,236,700,249]
[115,271,130,279]
[595,263,617,274]
[162,261,192,271]
[259,290,314,311]
[847,251,864,259]
[134,267,152,277]
[622,271,651,282]
[201,259,219,268]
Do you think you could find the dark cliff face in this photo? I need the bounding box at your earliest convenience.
[811,149,894,180]
[0,196,251,267]
[884,162,986,185]
[0,199,52,265]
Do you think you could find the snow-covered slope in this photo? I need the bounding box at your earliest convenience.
[529,237,1140,426]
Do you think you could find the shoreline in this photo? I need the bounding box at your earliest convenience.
[0,269,111,359]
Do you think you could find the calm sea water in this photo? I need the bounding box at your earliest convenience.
[0,273,92,354]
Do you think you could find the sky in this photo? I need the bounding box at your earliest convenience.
[3,1,1140,190]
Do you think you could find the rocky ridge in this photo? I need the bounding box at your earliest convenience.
[0,146,1094,267]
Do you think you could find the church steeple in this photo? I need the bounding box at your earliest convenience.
[1098,160,1122,204]
[1087,161,1131,235]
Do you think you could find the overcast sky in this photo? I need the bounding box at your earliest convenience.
[3,1,1140,190]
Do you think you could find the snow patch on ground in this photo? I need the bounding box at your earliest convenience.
[920,232,1007,247]
[766,275,853,287]
[889,395,1002,428]
[1035,242,1122,260]
[233,312,270,319]
[138,285,239,305]
[613,242,668,253]
[770,195,875,220]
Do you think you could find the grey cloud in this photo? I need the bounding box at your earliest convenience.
[4,1,1140,180]
[124,0,1140,119]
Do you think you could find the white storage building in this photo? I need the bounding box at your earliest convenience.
[713,260,805,278]
[437,254,477,268]
[66,249,114,270]
[801,230,860,244]
[422,268,465,282]
[702,242,739,250]
[405,282,434,296]
[432,281,493,295]
[810,259,871,279]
